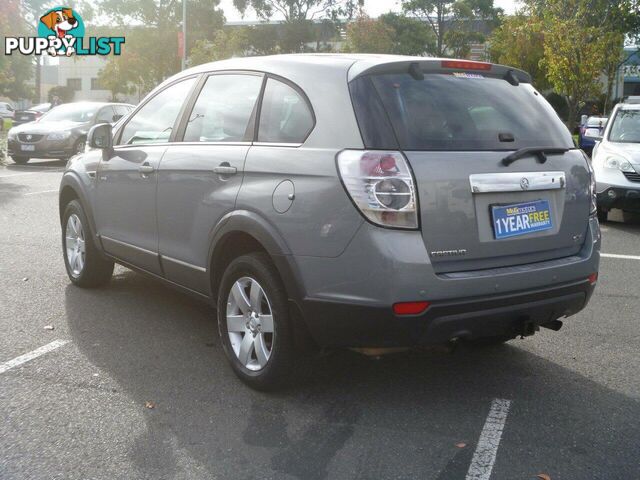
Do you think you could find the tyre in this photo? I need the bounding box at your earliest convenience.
[217,252,294,390]
[597,207,608,223]
[72,138,86,157]
[11,156,29,165]
[62,200,114,288]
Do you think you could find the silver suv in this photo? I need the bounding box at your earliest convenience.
[588,99,640,222]
[59,55,601,389]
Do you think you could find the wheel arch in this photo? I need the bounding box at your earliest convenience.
[59,173,98,236]
[208,211,314,348]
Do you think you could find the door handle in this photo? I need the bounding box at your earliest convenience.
[139,164,155,175]
[212,163,237,176]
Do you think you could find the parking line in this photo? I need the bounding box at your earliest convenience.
[465,398,512,480]
[24,189,58,196]
[601,253,640,261]
[0,340,69,374]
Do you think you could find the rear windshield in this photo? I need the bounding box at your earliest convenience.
[350,73,574,151]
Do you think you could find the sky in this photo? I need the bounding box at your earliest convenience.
[218,0,521,22]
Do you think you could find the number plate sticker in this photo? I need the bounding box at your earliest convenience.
[492,199,553,239]
[21,144,35,151]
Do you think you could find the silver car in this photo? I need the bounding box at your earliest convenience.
[59,55,601,389]
[588,99,640,221]
[7,102,134,164]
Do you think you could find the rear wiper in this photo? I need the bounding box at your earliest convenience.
[502,147,570,166]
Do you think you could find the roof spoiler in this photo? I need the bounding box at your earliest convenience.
[347,58,532,84]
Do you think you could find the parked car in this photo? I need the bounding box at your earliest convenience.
[0,101,15,119]
[12,103,52,126]
[7,102,134,164]
[59,55,600,389]
[588,99,640,222]
[579,116,607,154]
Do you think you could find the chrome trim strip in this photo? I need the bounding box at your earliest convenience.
[100,235,158,257]
[469,171,566,193]
[161,255,207,273]
[252,142,302,148]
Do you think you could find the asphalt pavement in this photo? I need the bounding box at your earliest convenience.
[1,159,639,480]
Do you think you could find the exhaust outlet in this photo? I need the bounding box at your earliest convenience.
[521,319,537,337]
[542,319,563,331]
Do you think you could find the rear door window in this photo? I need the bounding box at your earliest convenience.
[258,78,314,144]
[183,73,262,143]
[353,73,574,151]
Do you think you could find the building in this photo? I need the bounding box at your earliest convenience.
[619,46,640,98]
[38,55,138,105]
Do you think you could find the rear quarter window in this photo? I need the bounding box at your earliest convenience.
[351,72,574,151]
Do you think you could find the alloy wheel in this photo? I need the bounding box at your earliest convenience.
[65,214,86,277]
[226,276,275,371]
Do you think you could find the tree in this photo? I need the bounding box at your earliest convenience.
[95,0,225,91]
[189,28,251,65]
[0,0,34,101]
[232,0,360,22]
[489,11,549,89]
[402,0,502,57]
[539,1,611,131]
[343,15,394,54]
[96,56,136,101]
[379,12,435,56]
[47,86,75,104]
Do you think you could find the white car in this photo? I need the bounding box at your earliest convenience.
[588,99,640,222]
[0,101,15,120]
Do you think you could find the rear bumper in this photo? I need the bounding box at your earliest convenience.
[286,217,600,348]
[597,183,640,212]
[301,279,594,347]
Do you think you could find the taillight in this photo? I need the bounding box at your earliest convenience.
[588,273,598,285]
[336,150,418,229]
[441,60,492,71]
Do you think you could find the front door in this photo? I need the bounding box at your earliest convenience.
[95,77,197,275]
[157,72,264,293]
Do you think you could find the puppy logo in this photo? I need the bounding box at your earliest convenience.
[5,7,124,57]
[38,7,85,57]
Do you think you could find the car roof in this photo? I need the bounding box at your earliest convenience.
[156,54,531,96]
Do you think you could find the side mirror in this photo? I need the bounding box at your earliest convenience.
[88,123,113,150]
[583,128,602,141]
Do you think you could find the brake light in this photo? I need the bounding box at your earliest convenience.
[336,150,418,229]
[393,301,431,315]
[441,60,492,71]
[588,273,598,285]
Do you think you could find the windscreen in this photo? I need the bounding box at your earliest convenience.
[609,109,640,143]
[359,73,573,151]
[40,103,100,123]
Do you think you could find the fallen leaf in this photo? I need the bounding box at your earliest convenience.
[536,474,551,480]
[43,325,55,331]
[145,401,155,409]
[455,442,467,448]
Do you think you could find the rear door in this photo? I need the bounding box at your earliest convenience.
[156,72,263,293]
[351,68,591,273]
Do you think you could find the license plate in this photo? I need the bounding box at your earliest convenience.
[21,144,35,151]
[492,199,553,239]
[20,115,30,120]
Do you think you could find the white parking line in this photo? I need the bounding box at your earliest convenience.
[24,189,58,196]
[465,398,512,480]
[601,253,640,261]
[0,340,69,374]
